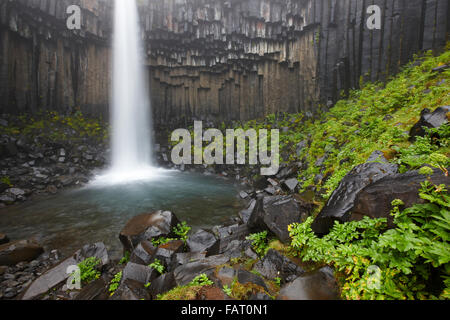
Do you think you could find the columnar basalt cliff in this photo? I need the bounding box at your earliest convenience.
[0,0,448,128]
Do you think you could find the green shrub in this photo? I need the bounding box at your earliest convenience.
[288,181,450,300]
[173,222,192,243]
[190,274,213,286]
[149,259,165,275]
[246,231,269,257]
[109,271,122,295]
[77,257,102,284]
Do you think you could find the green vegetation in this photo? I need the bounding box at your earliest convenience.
[173,222,192,243]
[77,257,102,284]
[235,49,449,207]
[0,110,108,144]
[108,271,122,296]
[119,251,130,265]
[247,231,270,257]
[0,176,12,187]
[149,259,165,275]
[157,274,214,300]
[288,181,449,300]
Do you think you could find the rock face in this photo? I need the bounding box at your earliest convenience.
[119,211,180,254]
[312,160,398,235]
[351,168,450,227]
[186,229,220,256]
[0,233,9,245]
[1,1,447,126]
[248,195,309,242]
[0,239,44,266]
[409,106,450,141]
[277,267,340,300]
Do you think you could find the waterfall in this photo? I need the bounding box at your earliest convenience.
[97,0,162,184]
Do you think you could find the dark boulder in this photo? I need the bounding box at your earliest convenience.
[74,278,109,300]
[239,199,257,224]
[409,106,450,141]
[129,240,157,265]
[186,229,220,256]
[149,272,177,297]
[215,224,250,253]
[277,267,340,300]
[351,168,449,227]
[173,255,229,287]
[312,159,398,235]
[248,195,309,243]
[216,266,236,286]
[119,211,180,254]
[170,252,206,271]
[154,240,185,271]
[236,269,267,290]
[110,279,151,300]
[0,233,9,245]
[122,262,158,284]
[0,239,44,266]
[253,249,305,282]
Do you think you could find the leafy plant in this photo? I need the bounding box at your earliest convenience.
[109,271,122,295]
[0,176,12,187]
[288,181,450,300]
[247,231,269,257]
[77,257,102,284]
[149,259,165,275]
[190,274,214,287]
[151,237,176,247]
[223,285,232,296]
[119,251,130,265]
[173,222,192,242]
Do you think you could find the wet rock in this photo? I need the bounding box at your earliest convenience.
[149,272,177,297]
[236,269,267,290]
[0,195,16,205]
[129,241,157,265]
[249,292,272,300]
[409,106,450,141]
[216,267,236,286]
[352,168,449,227]
[0,233,9,245]
[239,199,257,224]
[186,229,219,256]
[253,249,305,282]
[0,239,44,266]
[122,262,158,285]
[173,255,229,287]
[170,252,206,270]
[248,195,308,243]
[110,279,151,300]
[216,224,250,253]
[154,240,185,270]
[312,159,398,236]
[221,240,245,259]
[119,211,180,254]
[239,191,249,199]
[21,242,108,300]
[277,267,339,300]
[74,278,109,300]
[283,178,299,193]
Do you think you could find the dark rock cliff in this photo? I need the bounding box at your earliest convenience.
[0,0,448,128]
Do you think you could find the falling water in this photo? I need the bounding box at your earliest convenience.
[97,0,164,184]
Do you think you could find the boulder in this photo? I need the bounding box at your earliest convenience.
[74,278,109,300]
[21,242,108,300]
[0,233,9,245]
[196,286,228,300]
[149,272,177,297]
[0,239,44,266]
[277,267,340,300]
[215,224,250,253]
[154,240,185,271]
[170,252,206,271]
[253,249,305,282]
[186,229,220,256]
[312,159,398,235]
[409,106,449,141]
[236,269,267,290]
[216,266,236,287]
[110,279,151,300]
[122,262,158,284]
[173,255,229,287]
[239,199,257,224]
[129,240,156,265]
[119,211,180,254]
[248,195,309,242]
[351,168,449,227]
